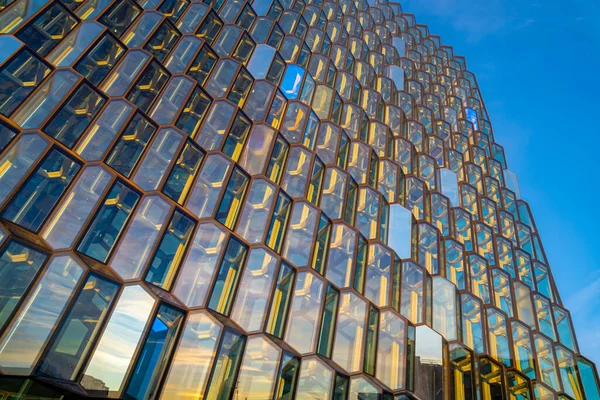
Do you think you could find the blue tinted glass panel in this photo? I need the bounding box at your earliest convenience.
[2,148,80,232]
[0,49,51,117]
[0,120,17,152]
[0,240,47,331]
[281,65,305,100]
[74,34,125,86]
[247,44,276,79]
[77,181,139,262]
[44,83,106,148]
[466,108,478,130]
[579,359,600,400]
[15,3,78,57]
[0,36,21,64]
[105,113,156,178]
[124,303,184,400]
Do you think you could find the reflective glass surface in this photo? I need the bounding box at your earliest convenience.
[0,0,596,398]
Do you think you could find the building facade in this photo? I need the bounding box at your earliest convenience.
[0,0,597,398]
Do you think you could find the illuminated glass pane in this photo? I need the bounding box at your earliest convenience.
[235,179,276,243]
[47,22,103,66]
[247,44,276,79]
[204,329,247,400]
[284,271,324,354]
[230,247,278,332]
[132,128,184,191]
[42,165,112,250]
[295,357,333,400]
[76,100,136,161]
[81,285,155,396]
[235,335,280,400]
[74,33,125,85]
[326,223,357,288]
[172,222,228,308]
[282,201,318,267]
[0,133,50,207]
[266,261,295,338]
[99,0,141,37]
[185,154,232,218]
[332,292,367,373]
[161,311,222,399]
[143,20,180,61]
[126,61,171,112]
[105,113,157,177]
[163,141,205,204]
[207,236,248,316]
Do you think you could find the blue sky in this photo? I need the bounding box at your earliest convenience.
[398,0,600,364]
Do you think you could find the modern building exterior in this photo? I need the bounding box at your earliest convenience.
[0,0,597,398]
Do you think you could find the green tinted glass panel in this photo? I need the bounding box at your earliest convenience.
[364,305,379,375]
[273,352,300,400]
[317,284,339,358]
[333,374,349,400]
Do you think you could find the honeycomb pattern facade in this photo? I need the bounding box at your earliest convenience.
[0,0,598,398]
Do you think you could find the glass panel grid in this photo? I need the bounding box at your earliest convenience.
[0,0,595,399]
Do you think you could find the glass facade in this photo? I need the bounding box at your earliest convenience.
[0,0,596,398]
